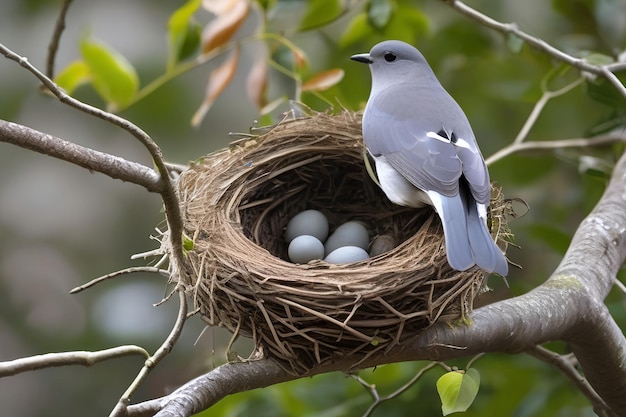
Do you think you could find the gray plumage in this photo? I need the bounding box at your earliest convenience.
[351,40,508,276]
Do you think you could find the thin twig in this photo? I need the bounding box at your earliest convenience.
[70,267,170,294]
[513,76,585,146]
[0,346,149,378]
[466,352,485,369]
[527,345,617,417]
[46,0,74,78]
[109,287,188,417]
[164,161,190,175]
[613,277,626,295]
[486,134,625,166]
[124,39,237,110]
[351,373,380,402]
[352,362,442,417]
[441,0,626,100]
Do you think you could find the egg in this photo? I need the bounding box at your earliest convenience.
[285,209,329,243]
[324,246,370,264]
[368,234,398,257]
[324,221,370,255]
[288,235,325,263]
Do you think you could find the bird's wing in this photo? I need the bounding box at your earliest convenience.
[363,84,491,203]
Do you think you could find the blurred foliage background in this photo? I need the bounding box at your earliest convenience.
[0,0,625,416]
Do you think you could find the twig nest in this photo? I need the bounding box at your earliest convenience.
[175,111,509,374]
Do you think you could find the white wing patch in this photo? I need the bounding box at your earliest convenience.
[426,131,450,143]
[426,130,472,150]
[452,137,472,149]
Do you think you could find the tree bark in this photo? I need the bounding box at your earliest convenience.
[0,119,162,193]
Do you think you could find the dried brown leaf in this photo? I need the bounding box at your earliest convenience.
[201,0,249,54]
[192,46,240,126]
[246,48,268,109]
[302,68,345,92]
[202,0,237,15]
[292,46,308,68]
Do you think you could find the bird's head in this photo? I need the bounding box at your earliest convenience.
[351,40,437,88]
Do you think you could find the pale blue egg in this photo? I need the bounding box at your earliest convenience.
[324,221,370,256]
[288,235,325,263]
[285,210,329,243]
[324,246,369,264]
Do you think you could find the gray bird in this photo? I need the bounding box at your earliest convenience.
[351,40,508,276]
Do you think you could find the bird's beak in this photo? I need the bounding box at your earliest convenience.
[351,53,372,64]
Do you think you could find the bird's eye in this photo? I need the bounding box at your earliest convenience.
[384,52,396,62]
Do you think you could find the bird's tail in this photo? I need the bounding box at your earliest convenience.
[465,197,509,276]
[427,191,474,272]
[428,189,508,276]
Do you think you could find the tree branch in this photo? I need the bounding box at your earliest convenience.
[0,119,162,193]
[69,267,170,294]
[127,147,626,417]
[111,288,189,417]
[486,134,626,165]
[45,0,73,78]
[352,362,442,417]
[440,0,626,99]
[527,346,615,417]
[0,346,149,377]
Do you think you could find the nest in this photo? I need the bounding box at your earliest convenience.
[175,111,510,374]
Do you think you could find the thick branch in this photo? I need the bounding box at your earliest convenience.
[129,360,289,417]
[0,119,162,193]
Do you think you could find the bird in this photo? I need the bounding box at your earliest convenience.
[351,40,508,276]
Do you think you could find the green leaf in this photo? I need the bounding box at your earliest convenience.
[437,369,480,416]
[80,37,139,110]
[586,111,626,136]
[586,77,626,110]
[341,5,428,47]
[167,0,202,71]
[578,155,613,178]
[299,0,343,31]
[183,234,195,251]
[584,52,615,66]
[385,6,429,42]
[257,0,276,10]
[368,0,393,29]
[506,32,524,53]
[54,60,91,94]
[340,12,370,47]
